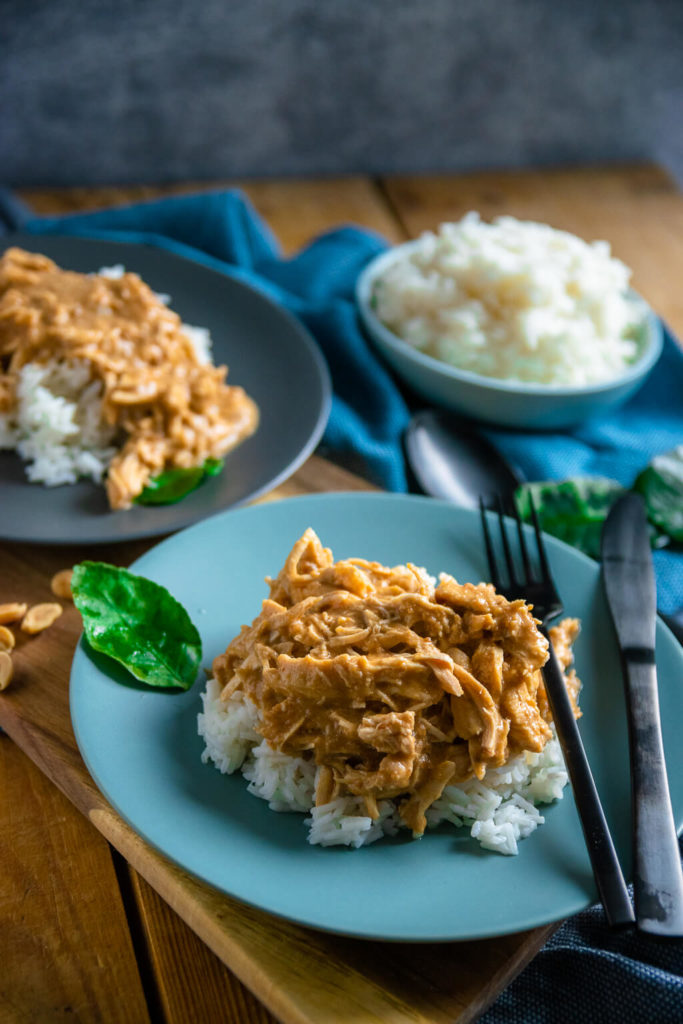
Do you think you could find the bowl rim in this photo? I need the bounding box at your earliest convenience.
[356,239,663,398]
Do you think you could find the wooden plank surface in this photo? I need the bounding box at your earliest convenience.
[0,739,150,1024]
[127,870,274,1024]
[19,176,403,254]
[3,165,681,1024]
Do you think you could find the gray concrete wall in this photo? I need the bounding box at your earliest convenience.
[2,0,682,186]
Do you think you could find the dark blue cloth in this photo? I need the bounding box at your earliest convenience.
[482,894,683,1024]
[6,188,683,1021]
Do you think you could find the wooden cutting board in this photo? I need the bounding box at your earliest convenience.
[0,455,556,1024]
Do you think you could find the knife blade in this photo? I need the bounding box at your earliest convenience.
[602,492,683,936]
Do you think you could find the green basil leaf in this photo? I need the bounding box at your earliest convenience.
[134,458,225,505]
[514,478,626,559]
[634,445,683,543]
[71,561,202,690]
[203,457,225,478]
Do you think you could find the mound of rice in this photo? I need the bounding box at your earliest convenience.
[371,213,647,386]
[198,677,569,855]
[0,266,213,488]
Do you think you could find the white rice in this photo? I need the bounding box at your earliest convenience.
[0,359,118,486]
[243,740,318,813]
[371,212,648,386]
[0,266,214,485]
[198,676,569,855]
[180,324,213,365]
[97,263,126,280]
[197,679,261,775]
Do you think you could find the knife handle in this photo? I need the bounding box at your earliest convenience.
[541,635,635,927]
[623,654,683,936]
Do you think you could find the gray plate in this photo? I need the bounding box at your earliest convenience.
[0,234,331,544]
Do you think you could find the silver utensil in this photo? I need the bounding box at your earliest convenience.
[480,496,635,927]
[405,409,522,508]
[602,492,683,936]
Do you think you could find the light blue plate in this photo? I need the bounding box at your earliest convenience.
[69,493,683,942]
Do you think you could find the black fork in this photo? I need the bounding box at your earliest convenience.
[480,496,635,928]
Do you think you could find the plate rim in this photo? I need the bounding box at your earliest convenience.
[0,233,332,545]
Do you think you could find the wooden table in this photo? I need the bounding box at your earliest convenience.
[2,165,682,1024]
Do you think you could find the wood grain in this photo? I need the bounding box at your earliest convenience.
[381,164,683,337]
[127,871,275,1024]
[0,738,150,1024]
[18,176,403,254]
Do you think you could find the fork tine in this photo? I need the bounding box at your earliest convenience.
[496,495,518,590]
[479,497,502,590]
[509,494,533,582]
[528,493,552,583]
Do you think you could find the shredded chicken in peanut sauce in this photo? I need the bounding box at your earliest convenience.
[0,247,258,508]
[213,529,581,836]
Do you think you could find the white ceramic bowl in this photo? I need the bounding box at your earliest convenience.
[356,242,663,430]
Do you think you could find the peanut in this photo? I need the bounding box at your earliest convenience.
[51,569,74,601]
[21,603,63,635]
[0,603,28,624]
[0,626,15,652]
[0,651,13,691]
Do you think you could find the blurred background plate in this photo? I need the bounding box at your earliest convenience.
[0,234,331,544]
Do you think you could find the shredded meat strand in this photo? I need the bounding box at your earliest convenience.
[0,247,259,508]
[213,529,581,836]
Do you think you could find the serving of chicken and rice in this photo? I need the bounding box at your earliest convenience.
[199,528,580,855]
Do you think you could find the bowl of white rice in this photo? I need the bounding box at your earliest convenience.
[356,214,662,429]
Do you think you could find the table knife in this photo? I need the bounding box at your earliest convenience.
[602,492,683,936]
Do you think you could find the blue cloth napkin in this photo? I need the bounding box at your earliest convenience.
[7,189,683,1021]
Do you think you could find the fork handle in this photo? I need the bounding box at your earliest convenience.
[541,629,635,927]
